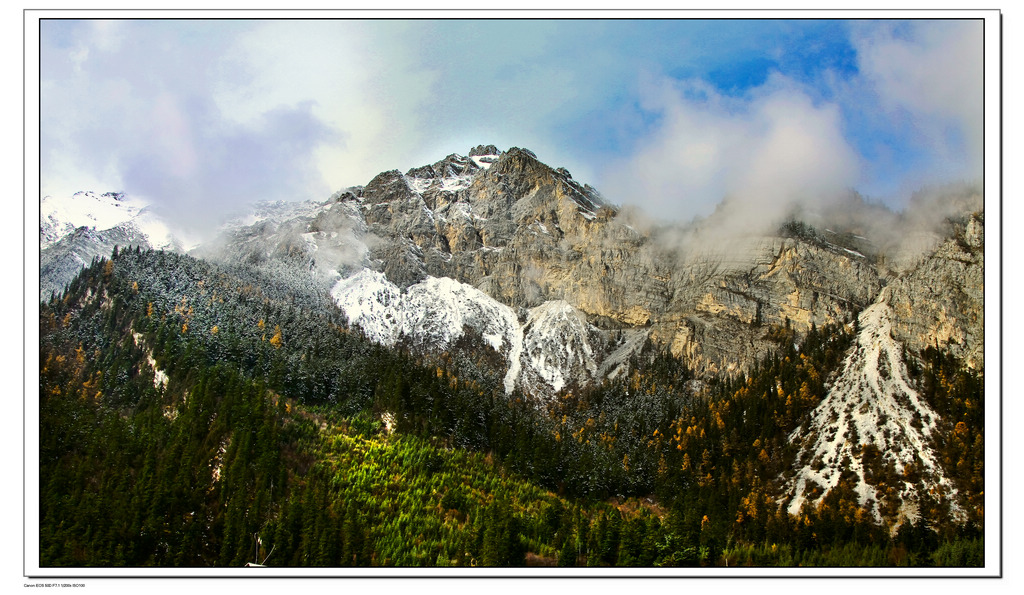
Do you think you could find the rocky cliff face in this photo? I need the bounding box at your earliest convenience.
[190,145,983,397]
[355,148,878,364]
[884,212,984,370]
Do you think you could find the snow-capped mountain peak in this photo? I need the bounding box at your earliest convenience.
[41,191,138,248]
[39,190,191,300]
[40,190,180,251]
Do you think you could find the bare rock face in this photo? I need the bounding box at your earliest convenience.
[210,145,984,385]
[885,212,984,369]
[647,234,884,374]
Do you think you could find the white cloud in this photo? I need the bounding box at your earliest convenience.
[212,21,445,191]
[597,20,984,234]
[38,18,986,243]
[599,73,861,235]
[40,20,343,236]
[852,20,984,183]
[734,84,859,208]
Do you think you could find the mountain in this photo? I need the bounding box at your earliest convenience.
[39,144,986,553]
[202,145,981,384]
[39,191,185,300]
[197,144,983,524]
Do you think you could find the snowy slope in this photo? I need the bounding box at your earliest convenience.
[783,287,954,521]
[330,269,405,346]
[519,300,600,395]
[330,269,613,397]
[331,270,525,394]
[402,277,525,394]
[40,191,187,300]
[401,276,520,353]
[40,191,180,251]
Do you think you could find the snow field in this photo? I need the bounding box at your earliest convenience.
[785,288,951,520]
[330,269,607,397]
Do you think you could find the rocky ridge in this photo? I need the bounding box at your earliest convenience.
[190,145,983,393]
[41,146,983,396]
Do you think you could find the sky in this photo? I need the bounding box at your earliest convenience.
[38,15,987,233]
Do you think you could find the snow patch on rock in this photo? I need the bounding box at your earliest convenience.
[783,287,954,521]
[331,269,525,393]
[330,270,608,398]
[519,300,600,397]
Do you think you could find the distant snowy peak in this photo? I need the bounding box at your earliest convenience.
[470,154,499,170]
[41,191,140,248]
[404,148,500,195]
[39,190,191,301]
[468,144,502,158]
[783,288,954,522]
[468,144,502,170]
[40,190,180,251]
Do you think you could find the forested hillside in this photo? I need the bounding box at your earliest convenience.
[38,248,983,568]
